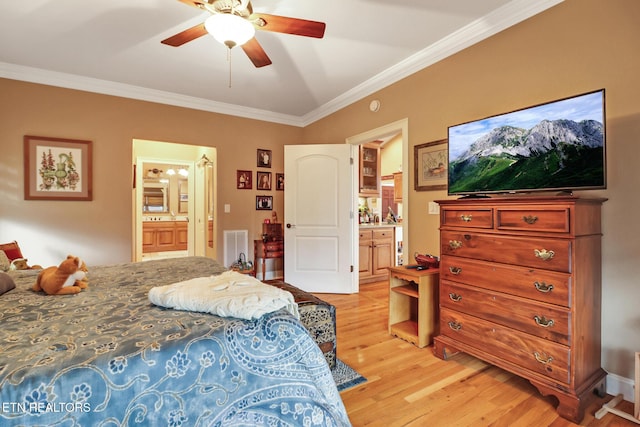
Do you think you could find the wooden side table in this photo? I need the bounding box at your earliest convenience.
[388,265,439,348]
[254,239,284,280]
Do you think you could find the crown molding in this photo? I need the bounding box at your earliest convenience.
[300,0,564,126]
[0,62,304,127]
[0,0,563,128]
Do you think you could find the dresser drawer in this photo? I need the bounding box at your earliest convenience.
[359,230,373,241]
[264,241,284,251]
[441,208,493,229]
[373,228,393,240]
[441,231,571,273]
[440,307,570,384]
[441,281,570,345]
[440,256,570,307]
[496,208,570,233]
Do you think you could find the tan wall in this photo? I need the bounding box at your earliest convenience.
[302,0,640,381]
[0,81,302,267]
[0,0,638,381]
[380,134,402,178]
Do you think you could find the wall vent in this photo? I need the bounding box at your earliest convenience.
[223,230,249,268]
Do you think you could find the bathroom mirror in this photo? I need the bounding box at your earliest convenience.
[142,163,190,215]
[143,180,169,213]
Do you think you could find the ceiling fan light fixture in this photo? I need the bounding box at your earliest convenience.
[205,13,255,48]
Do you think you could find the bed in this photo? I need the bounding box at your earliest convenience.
[0,257,351,426]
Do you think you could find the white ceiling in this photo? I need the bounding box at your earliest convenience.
[0,0,562,127]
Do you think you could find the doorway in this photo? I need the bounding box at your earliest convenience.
[132,139,217,262]
[346,118,409,267]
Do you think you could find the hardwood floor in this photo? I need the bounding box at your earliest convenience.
[319,281,637,427]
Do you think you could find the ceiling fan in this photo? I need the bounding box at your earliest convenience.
[161,0,326,68]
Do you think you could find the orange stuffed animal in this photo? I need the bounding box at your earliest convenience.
[33,255,87,295]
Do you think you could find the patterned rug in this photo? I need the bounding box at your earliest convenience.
[333,359,367,392]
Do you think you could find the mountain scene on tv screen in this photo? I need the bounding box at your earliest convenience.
[449,119,604,193]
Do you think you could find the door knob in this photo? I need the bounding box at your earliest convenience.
[286,223,294,228]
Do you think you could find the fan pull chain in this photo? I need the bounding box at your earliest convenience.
[227,48,232,88]
[227,1,236,88]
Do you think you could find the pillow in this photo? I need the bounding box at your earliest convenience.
[0,272,16,295]
[0,241,23,261]
[0,250,10,272]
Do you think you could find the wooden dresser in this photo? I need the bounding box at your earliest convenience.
[254,223,284,280]
[433,196,606,423]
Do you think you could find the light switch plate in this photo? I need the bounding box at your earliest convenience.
[224,204,231,213]
[428,202,439,215]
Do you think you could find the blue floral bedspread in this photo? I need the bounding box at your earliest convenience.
[0,257,351,426]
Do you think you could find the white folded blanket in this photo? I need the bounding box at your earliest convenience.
[148,270,299,320]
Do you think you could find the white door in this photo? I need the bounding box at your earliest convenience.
[284,144,357,294]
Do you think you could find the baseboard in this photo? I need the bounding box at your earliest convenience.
[606,372,635,402]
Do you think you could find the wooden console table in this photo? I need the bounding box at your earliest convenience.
[388,265,439,348]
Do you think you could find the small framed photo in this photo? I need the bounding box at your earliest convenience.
[257,149,272,168]
[257,171,272,190]
[256,195,273,210]
[414,139,448,191]
[276,173,284,191]
[237,170,252,189]
[24,135,93,200]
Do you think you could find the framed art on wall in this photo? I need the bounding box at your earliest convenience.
[237,170,252,189]
[24,135,93,200]
[256,195,273,210]
[276,173,284,191]
[257,171,271,190]
[414,139,447,191]
[257,149,272,168]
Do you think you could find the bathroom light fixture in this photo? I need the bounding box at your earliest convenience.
[178,167,189,177]
[205,13,255,49]
[166,168,176,176]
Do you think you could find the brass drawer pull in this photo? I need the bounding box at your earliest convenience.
[460,214,472,222]
[534,352,554,365]
[449,266,462,275]
[534,281,554,293]
[448,293,462,302]
[533,315,555,328]
[523,215,538,224]
[534,249,555,261]
[449,240,462,250]
[447,321,462,331]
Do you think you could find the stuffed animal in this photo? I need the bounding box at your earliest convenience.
[9,258,42,271]
[75,258,89,289]
[32,255,87,295]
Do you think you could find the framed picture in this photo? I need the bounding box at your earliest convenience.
[276,173,285,191]
[257,171,272,190]
[24,135,93,200]
[257,149,272,168]
[237,170,252,189]
[256,195,273,210]
[414,139,448,191]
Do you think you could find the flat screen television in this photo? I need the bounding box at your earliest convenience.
[447,89,606,197]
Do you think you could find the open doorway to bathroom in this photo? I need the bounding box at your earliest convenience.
[132,139,216,262]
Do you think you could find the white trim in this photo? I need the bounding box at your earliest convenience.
[0,62,302,127]
[606,372,635,403]
[303,0,564,126]
[0,0,563,127]
[346,118,410,269]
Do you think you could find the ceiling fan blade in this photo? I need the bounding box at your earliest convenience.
[253,14,326,38]
[177,0,205,9]
[161,23,208,47]
[241,37,272,67]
